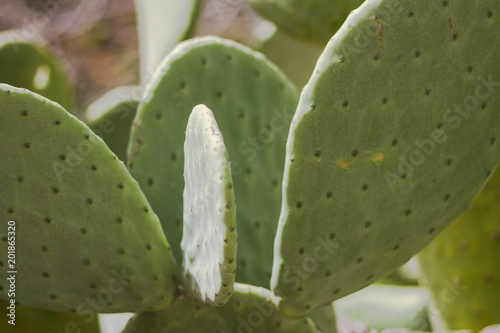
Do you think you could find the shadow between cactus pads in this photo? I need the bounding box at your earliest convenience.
[271,0,500,317]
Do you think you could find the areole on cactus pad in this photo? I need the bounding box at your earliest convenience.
[271,0,500,317]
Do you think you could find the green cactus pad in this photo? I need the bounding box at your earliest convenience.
[419,167,500,332]
[181,105,237,306]
[0,85,177,312]
[247,0,365,45]
[128,36,298,288]
[271,0,500,317]
[0,30,72,110]
[135,0,200,82]
[122,283,319,333]
[86,86,140,161]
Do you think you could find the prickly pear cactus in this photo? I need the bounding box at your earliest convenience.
[122,284,319,333]
[181,105,237,306]
[86,86,140,161]
[419,167,500,332]
[0,30,72,110]
[247,0,365,45]
[0,85,177,312]
[128,36,298,288]
[271,0,500,317]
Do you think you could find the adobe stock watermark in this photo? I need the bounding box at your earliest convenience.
[338,0,408,57]
[278,236,342,291]
[234,106,294,170]
[385,74,499,192]
[52,132,94,182]
[235,297,277,333]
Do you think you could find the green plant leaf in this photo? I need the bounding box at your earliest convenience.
[0,85,177,313]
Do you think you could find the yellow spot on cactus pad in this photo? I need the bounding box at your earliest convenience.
[371,152,384,162]
[335,159,349,170]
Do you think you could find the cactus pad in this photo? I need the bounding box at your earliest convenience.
[86,86,140,161]
[122,283,319,333]
[271,0,500,317]
[135,0,200,82]
[419,167,500,331]
[0,85,177,312]
[128,36,298,288]
[181,105,237,305]
[0,30,72,110]
[247,0,365,44]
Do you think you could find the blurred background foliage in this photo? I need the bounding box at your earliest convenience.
[0,0,274,118]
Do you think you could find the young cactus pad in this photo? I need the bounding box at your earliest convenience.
[0,30,72,110]
[128,36,298,288]
[271,0,500,317]
[0,85,177,312]
[181,105,237,306]
[86,85,140,161]
[134,0,200,82]
[418,167,500,332]
[122,284,319,333]
[247,0,365,45]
